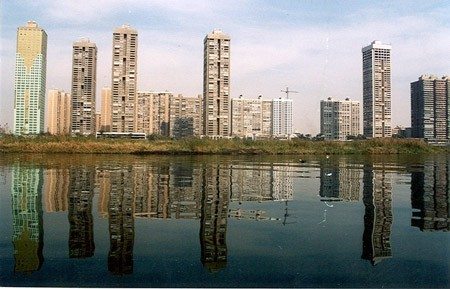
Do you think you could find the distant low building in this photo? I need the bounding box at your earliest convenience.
[320,97,360,141]
[46,89,71,135]
[272,98,293,139]
[231,95,272,139]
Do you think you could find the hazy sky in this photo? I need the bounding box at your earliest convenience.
[1,0,449,134]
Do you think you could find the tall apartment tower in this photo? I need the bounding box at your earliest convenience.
[13,21,47,135]
[111,25,138,133]
[203,29,230,137]
[320,97,360,140]
[46,89,71,135]
[272,98,293,138]
[100,87,112,132]
[362,41,392,138]
[411,75,449,143]
[71,39,97,135]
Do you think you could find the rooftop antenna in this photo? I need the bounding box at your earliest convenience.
[281,87,299,99]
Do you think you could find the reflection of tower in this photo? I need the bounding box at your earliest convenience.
[68,167,95,258]
[411,158,449,231]
[200,164,229,272]
[11,166,44,273]
[43,168,69,212]
[97,169,111,218]
[320,162,361,202]
[362,165,393,265]
[108,168,135,275]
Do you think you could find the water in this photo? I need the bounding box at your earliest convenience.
[0,154,448,288]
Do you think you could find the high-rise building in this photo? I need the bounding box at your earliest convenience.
[46,89,71,135]
[320,97,360,140]
[362,41,392,138]
[95,113,101,133]
[231,96,272,138]
[71,38,97,135]
[13,21,47,135]
[411,75,449,143]
[100,87,112,132]
[272,98,293,138]
[111,25,138,133]
[170,94,203,138]
[203,29,230,137]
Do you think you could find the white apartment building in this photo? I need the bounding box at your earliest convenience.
[272,98,293,138]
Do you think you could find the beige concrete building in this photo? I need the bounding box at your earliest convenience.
[231,96,272,138]
[111,25,138,133]
[43,169,69,212]
[46,89,71,135]
[100,87,111,132]
[71,38,97,135]
[203,29,231,137]
[320,97,360,140]
[137,92,171,136]
[170,94,203,138]
[14,21,47,135]
[362,41,392,138]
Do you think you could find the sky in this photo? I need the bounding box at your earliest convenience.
[1,0,449,134]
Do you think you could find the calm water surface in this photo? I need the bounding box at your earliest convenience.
[0,154,448,287]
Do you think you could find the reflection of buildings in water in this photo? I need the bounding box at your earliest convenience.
[97,169,110,218]
[361,165,393,265]
[43,169,69,212]
[170,164,202,219]
[200,164,229,272]
[230,164,273,202]
[230,164,294,203]
[272,165,294,202]
[11,166,44,273]
[320,163,361,202]
[68,168,95,258]
[411,159,449,231]
[108,168,135,275]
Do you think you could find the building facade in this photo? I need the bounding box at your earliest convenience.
[320,97,360,140]
[231,96,272,138]
[203,30,231,137]
[170,94,203,138]
[136,92,171,136]
[71,38,97,135]
[13,21,47,135]
[411,75,449,143]
[46,89,71,135]
[100,87,112,132]
[362,41,392,138]
[272,98,293,138]
[111,25,138,133]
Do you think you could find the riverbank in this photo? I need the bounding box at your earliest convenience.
[0,135,447,155]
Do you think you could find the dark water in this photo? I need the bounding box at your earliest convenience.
[0,154,448,288]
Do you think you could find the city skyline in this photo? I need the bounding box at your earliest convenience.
[1,1,449,134]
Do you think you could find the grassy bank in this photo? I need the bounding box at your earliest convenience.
[0,135,448,155]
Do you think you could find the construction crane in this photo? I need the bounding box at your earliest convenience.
[281,87,299,99]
